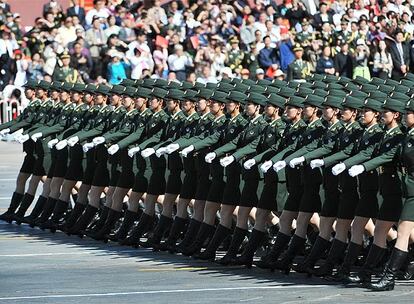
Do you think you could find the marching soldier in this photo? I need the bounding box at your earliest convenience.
[287,44,311,82]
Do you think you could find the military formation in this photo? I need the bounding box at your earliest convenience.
[1,74,414,292]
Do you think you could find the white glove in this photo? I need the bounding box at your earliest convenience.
[260,160,273,173]
[18,134,30,143]
[166,143,180,154]
[310,159,324,169]
[0,128,10,136]
[332,163,346,176]
[289,156,305,168]
[93,136,105,146]
[31,132,43,142]
[108,144,120,155]
[67,136,79,147]
[244,159,256,170]
[82,142,94,153]
[180,145,195,158]
[205,152,216,163]
[348,165,365,177]
[155,147,168,158]
[220,156,235,167]
[47,138,59,149]
[273,160,287,172]
[55,140,68,150]
[141,148,155,158]
[128,146,140,158]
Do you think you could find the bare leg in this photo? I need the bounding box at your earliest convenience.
[161,193,179,218]
[350,216,370,244]
[279,210,298,235]
[334,218,353,243]
[15,173,30,194]
[236,206,252,230]
[176,198,191,218]
[49,177,64,200]
[254,208,270,232]
[88,186,105,208]
[193,199,206,222]
[294,211,314,238]
[27,175,43,196]
[318,216,336,240]
[203,201,220,225]
[373,220,396,248]
[128,191,144,212]
[111,187,129,212]
[40,178,51,198]
[396,221,414,251]
[59,180,77,202]
[143,194,158,216]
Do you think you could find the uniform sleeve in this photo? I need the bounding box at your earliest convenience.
[192,131,222,151]
[214,133,240,157]
[342,146,376,168]
[232,137,260,161]
[138,128,164,150]
[116,126,146,149]
[361,139,402,172]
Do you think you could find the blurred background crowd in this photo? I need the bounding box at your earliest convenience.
[1,0,414,93]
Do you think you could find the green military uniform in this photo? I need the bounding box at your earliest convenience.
[52,52,79,83]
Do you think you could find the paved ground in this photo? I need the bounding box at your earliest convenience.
[0,140,413,303]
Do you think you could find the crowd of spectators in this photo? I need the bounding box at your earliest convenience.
[1,0,414,91]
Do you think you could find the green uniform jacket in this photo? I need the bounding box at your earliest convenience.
[103,109,141,144]
[0,98,41,131]
[401,130,414,198]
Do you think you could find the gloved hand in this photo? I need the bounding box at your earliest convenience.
[31,132,43,142]
[48,138,59,149]
[92,136,105,146]
[220,156,235,167]
[310,159,324,169]
[205,152,216,163]
[18,134,30,143]
[348,165,365,177]
[273,160,287,172]
[0,128,10,136]
[67,136,79,147]
[166,143,180,154]
[55,140,68,150]
[181,145,195,158]
[82,142,94,153]
[244,159,256,170]
[155,147,168,158]
[260,160,273,173]
[289,156,305,168]
[141,148,155,158]
[128,146,140,158]
[332,163,346,176]
[108,144,120,155]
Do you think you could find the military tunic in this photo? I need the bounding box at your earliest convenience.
[400,128,414,221]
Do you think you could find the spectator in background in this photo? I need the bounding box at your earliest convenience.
[167,44,193,81]
[67,0,86,26]
[334,42,353,78]
[27,52,44,80]
[104,15,120,37]
[70,42,92,83]
[316,44,335,75]
[352,39,371,80]
[313,2,333,30]
[85,0,110,27]
[373,39,393,79]
[258,36,279,71]
[11,49,27,87]
[86,15,107,79]
[107,51,129,84]
[389,30,410,80]
[56,15,77,47]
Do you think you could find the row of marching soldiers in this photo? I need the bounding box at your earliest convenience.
[1,74,414,292]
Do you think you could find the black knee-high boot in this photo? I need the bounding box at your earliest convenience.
[194,224,232,260]
[40,200,69,231]
[345,244,387,285]
[329,242,363,281]
[86,206,109,234]
[109,210,139,242]
[314,239,348,277]
[13,193,34,224]
[35,197,58,227]
[181,223,216,257]
[272,234,307,274]
[24,196,47,226]
[293,236,331,274]
[159,216,189,253]
[0,192,24,222]
[120,213,154,247]
[218,227,248,265]
[255,232,291,269]
[235,229,267,268]
[142,215,173,249]
[60,202,87,232]
[89,209,122,242]
[369,248,408,291]
[67,205,99,236]
[175,219,200,253]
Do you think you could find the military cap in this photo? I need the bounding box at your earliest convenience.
[370,77,386,86]
[231,78,243,85]
[194,82,206,89]
[304,95,324,108]
[84,84,97,94]
[293,43,304,52]
[400,79,413,88]
[286,96,305,108]
[23,79,38,89]
[166,89,185,101]
[241,79,256,86]
[361,83,378,93]
[264,86,280,94]
[352,76,370,85]
[324,96,344,109]
[180,81,194,90]
[337,76,352,86]
[363,98,383,112]
[151,87,168,99]
[153,79,169,88]
[227,91,247,104]
[196,88,214,100]
[233,82,249,93]
[313,88,329,98]
[309,73,324,82]
[123,86,137,97]
[287,81,301,90]
[71,83,86,93]
[221,78,232,84]
[267,93,285,109]
[119,79,136,87]
[409,89,414,98]
[349,90,368,99]
[296,87,313,98]
[209,91,228,103]
[142,78,155,88]
[167,80,181,89]
[378,84,394,94]
[323,74,339,83]
[246,92,267,106]
[248,84,266,94]
[326,83,343,91]
[298,82,313,88]
[111,85,126,95]
[405,100,414,112]
[384,78,400,87]
[343,96,364,110]
[328,89,347,98]
[60,51,70,59]
[256,79,272,86]
[343,82,359,91]
[96,84,111,96]
[368,91,388,101]
[60,82,74,92]
[404,73,414,82]
[37,80,51,90]
[395,84,410,94]
[382,98,406,113]
[217,82,235,92]
[50,81,63,92]
[133,79,144,87]
[278,86,296,98]
[312,81,327,90]
[270,79,287,88]
[389,91,410,103]
[135,87,152,99]
[183,89,198,102]
[206,82,218,89]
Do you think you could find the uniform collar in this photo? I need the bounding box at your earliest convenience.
[270,117,281,127]
[200,112,210,120]
[213,114,225,122]
[186,111,197,121]
[250,114,262,124]
[344,120,357,131]
[408,128,414,136]
[307,118,320,128]
[171,110,182,120]
[385,125,399,135]
[364,123,378,133]
[328,120,340,131]
[230,113,241,123]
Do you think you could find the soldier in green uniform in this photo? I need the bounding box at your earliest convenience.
[344,99,405,285]
[369,100,414,291]
[52,51,80,84]
[0,80,41,222]
[195,92,267,262]
[287,44,311,82]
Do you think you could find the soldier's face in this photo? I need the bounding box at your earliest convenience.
[381,110,398,125]
[295,50,303,59]
[135,98,146,109]
[83,93,93,104]
[111,94,121,106]
[72,92,81,102]
[340,108,354,122]
[62,58,70,66]
[303,105,316,120]
[25,89,34,99]
[226,102,238,113]
[404,111,414,127]
[181,100,194,113]
[150,98,162,110]
[51,91,60,100]
[60,91,69,101]
[209,101,223,115]
[167,100,179,112]
[361,108,377,125]
[196,99,208,112]
[285,106,301,120]
[322,106,336,121]
[246,102,258,116]
[265,104,277,117]
[36,89,45,98]
[122,96,134,108]
[95,94,104,105]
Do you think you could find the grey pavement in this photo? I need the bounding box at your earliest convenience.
[0,141,413,304]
